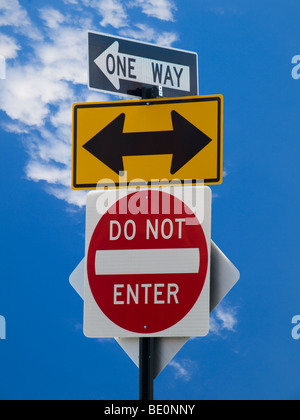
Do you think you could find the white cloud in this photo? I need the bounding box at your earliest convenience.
[130,0,177,22]
[99,0,128,28]
[63,0,79,4]
[0,0,31,27]
[0,64,71,126]
[0,0,179,208]
[0,0,42,40]
[169,359,196,382]
[39,7,66,29]
[46,185,87,207]
[50,102,73,129]
[120,24,158,43]
[29,132,71,167]
[169,306,238,381]
[210,305,238,336]
[0,20,91,127]
[156,31,178,47]
[1,121,30,134]
[26,161,70,186]
[35,26,88,85]
[83,0,128,28]
[0,34,20,59]
[120,23,178,47]
[0,11,91,208]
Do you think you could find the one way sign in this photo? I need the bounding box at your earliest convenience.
[88,32,199,98]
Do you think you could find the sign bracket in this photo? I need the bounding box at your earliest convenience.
[127,86,160,99]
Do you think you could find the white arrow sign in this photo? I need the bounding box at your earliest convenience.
[88,32,198,98]
[94,41,191,92]
[69,241,240,378]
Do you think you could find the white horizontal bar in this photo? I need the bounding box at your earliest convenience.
[95,248,200,275]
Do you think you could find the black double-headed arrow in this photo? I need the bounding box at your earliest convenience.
[83,111,212,175]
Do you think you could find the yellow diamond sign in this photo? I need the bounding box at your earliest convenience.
[72,95,223,189]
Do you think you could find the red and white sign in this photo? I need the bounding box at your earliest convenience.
[84,187,211,338]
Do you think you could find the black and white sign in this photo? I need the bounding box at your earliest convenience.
[88,32,199,98]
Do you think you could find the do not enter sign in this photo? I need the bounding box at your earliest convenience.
[84,187,211,338]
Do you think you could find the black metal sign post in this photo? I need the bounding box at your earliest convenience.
[138,87,158,402]
[139,337,155,400]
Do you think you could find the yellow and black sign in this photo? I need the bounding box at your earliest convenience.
[72,95,223,189]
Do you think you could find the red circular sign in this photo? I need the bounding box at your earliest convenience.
[87,190,208,334]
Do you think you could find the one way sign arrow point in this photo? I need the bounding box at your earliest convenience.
[94,41,121,90]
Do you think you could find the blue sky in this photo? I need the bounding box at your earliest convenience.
[0,0,299,400]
